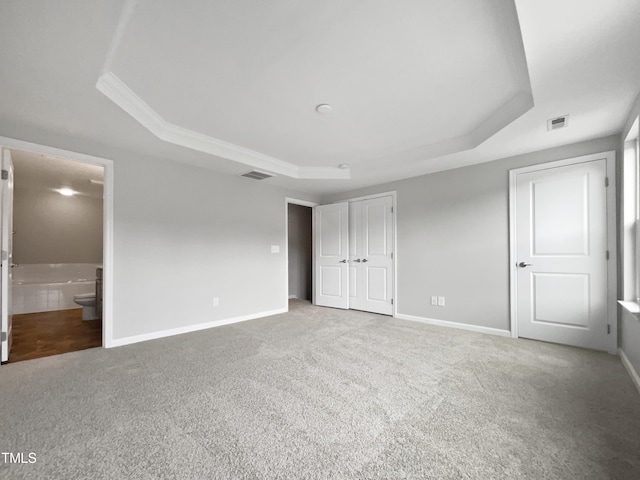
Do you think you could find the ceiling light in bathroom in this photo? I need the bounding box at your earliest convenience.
[56,187,77,196]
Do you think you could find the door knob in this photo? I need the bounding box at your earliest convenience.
[353,259,361,263]
[518,262,532,268]
[339,259,347,263]
[362,259,368,263]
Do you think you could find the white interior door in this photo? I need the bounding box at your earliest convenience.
[314,202,349,309]
[514,159,609,351]
[1,148,14,362]
[350,196,393,315]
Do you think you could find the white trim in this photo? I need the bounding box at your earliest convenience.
[96,72,350,180]
[619,349,640,396]
[110,308,287,348]
[508,151,617,353]
[285,197,318,208]
[0,136,116,349]
[288,295,298,299]
[619,300,640,315]
[395,313,511,338]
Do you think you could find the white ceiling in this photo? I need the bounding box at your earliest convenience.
[0,0,639,196]
[11,150,104,199]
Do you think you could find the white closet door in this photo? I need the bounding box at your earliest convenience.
[350,196,393,315]
[313,202,349,309]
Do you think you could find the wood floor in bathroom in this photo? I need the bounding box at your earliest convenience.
[7,308,102,363]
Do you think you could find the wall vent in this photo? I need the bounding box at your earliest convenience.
[547,115,569,131]
[241,170,274,180]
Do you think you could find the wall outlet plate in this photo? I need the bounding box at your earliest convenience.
[213,297,220,307]
[271,245,280,253]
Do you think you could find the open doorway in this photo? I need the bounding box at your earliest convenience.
[287,199,315,305]
[5,149,104,363]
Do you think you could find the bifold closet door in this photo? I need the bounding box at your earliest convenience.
[349,196,393,315]
[313,202,349,309]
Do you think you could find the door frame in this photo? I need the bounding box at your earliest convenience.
[508,151,617,353]
[285,198,318,308]
[322,191,397,316]
[0,136,116,350]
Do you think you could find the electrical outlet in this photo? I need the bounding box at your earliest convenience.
[438,296,445,307]
[430,296,438,306]
[271,245,280,253]
[213,297,220,307]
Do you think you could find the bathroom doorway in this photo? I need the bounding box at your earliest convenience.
[4,149,104,363]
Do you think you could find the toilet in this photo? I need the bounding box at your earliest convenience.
[74,293,98,320]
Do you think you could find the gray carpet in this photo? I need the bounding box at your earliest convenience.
[1,300,639,479]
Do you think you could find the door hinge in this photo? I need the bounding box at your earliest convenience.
[391,298,394,305]
[390,252,393,259]
[606,250,610,260]
[1,170,7,180]
[391,206,394,214]
[1,331,6,342]
[607,324,611,334]
[605,177,609,187]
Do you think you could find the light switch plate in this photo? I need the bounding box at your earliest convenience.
[438,296,445,307]
[430,296,438,306]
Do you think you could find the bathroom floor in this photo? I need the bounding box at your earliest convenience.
[7,308,102,363]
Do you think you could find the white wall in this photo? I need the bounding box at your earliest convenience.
[323,135,621,332]
[112,154,318,341]
[13,187,103,264]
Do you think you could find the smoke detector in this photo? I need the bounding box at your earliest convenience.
[547,115,569,131]
[241,170,274,180]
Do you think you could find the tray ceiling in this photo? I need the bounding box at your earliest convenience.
[97,0,533,179]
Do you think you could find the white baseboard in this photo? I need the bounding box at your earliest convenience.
[288,295,298,299]
[619,348,640,396]
[108,307,287,348]
[395,313,511,338]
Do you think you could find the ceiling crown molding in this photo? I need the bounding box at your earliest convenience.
[96,72,350,180]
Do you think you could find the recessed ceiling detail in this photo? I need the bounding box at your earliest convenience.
[97,0,533,179]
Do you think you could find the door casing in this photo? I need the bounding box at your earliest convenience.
[0,136,115,351]
[508,151,617,353]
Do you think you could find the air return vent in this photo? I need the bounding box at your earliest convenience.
[241,170,274,180]
[547,115,569,131]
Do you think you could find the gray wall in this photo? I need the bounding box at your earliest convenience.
[112,154,318,340]
[13,187,103,264]
[288,203,312,301]
[324,135,621,332]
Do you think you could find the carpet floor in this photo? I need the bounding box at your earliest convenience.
[1,300,639,479]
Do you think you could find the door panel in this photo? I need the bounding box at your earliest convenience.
[350,196,393,315]
[532,172,589,256]
[314,202,349,309]
[1,148,14,362]
[515,159,608,350]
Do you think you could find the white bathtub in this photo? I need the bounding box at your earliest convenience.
[12,263,101,315]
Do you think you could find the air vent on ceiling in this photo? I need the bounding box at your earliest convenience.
[241,170,274,180]
[547,115,569,131]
